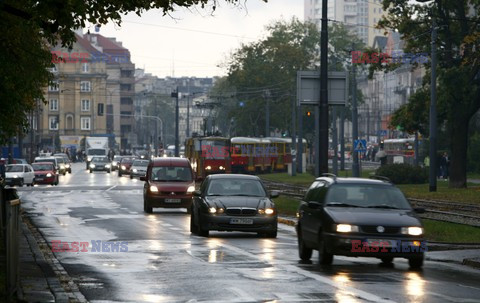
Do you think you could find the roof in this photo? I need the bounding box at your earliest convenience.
[151,157,191,167]
[208,174,260,180]
[315,177,392,186]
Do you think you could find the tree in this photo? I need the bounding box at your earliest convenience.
[376,0,480,188]
[0,0,261,143]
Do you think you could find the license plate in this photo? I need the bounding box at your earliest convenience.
[36,178,44,181]
[165,199,181,203]
[366,239,395,248]
[230,218,253,225]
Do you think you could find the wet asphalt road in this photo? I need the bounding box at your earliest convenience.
[17,163,480,303]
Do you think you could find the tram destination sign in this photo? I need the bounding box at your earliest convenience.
[296,71,348,106]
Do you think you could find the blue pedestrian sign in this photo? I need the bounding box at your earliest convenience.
[354,139,367,152]
[378,129,387,136]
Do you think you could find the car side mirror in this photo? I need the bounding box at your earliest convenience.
[414,207,425,214]
[139,176,146,182]
[308,201,322,209]
[193,190,202,197]
[270,190,279,198]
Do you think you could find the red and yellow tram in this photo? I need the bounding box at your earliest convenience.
[185,136,231,180]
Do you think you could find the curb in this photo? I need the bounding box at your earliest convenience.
[462,258,480,269]
[21,214,88,303]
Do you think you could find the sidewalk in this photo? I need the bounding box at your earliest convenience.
[18,217,86,303]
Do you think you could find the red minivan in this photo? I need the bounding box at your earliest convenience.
[140,158,195,213]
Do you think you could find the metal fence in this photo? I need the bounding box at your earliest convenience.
[1,186,20,301]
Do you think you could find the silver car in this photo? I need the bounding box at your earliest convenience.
[130,159,149,179]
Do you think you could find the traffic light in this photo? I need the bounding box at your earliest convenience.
[306,111,312,117]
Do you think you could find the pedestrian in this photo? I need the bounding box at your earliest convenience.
[438,152,448,179]
[443,152,450,179]
[423,156,429,168]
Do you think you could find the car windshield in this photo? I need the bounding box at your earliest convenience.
[133,160,149,167]
[121,158,134,164]
[56,157,65,164]
[36,159,56,166]
[92,157,108,163]
[88,149,106,155]
[206,179,267,197]
[151,166,192,182]
[6,165,24,172]
[32,164,54,171]
[325,184,412,209]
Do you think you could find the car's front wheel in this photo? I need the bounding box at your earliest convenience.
[89,170,92,173]
[190,210,198,234]
[381,257,394,265]
[298,228,313,261]
[18,179,24,187]
[318,235,333,265]
[143,200,152,213]
[408,255,424,270]
[197,215,209,237]
[130,174,133,179]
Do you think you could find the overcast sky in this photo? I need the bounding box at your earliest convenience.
[95,0,303,79]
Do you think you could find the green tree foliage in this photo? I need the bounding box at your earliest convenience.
[376,0,480,188]
[0,0,258,143]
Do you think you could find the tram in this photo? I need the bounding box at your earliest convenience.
[185,136,231,180]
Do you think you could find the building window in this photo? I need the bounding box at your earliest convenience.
[80,81,91,92]
[121,98,133,105]
[81,99,90,111]
[81,117,91,130]
[82,63,89,73]
[48,80,59,92]
[49,117,58,130]
[120,84,131,91]
[49,99,58,111]
[66,114,74,129]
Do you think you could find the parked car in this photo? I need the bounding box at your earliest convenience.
[89,156,112,173]
[54,153,72,173]
[32,162,59,185]
[118,157,135,177]
[296,175,426,269]
[5,164,35,187]
[140,157,195,214]
[130,159,149,179]
[14,158,29,164]
[190,174,279,238]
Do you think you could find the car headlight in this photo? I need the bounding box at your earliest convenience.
[149,185,159,192]
[206,166,212,170]
[258,208,275,215]
[132,168,137,173]
[401,227,423,236]
[65,164,70,168]
[13,175,19,178]
[219,166,224,170]
[87,156,93,162]
[208,207,217,214]
[105,164,111,168]
[113,161,118,166]
[187,186,195,193]
[46,173,52,177]
[121,165,126,170]
[90,164,95,168]
[336,224,359,233]
[60,164,65,168]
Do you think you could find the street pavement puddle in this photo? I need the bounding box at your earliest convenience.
[189,249,268,267]
[232,266,310,282]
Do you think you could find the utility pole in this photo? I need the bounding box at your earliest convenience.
[351,46,360,177]
[319,0,329,174]
[332,107,338,175]
[264,89,271,137]
[297,107,303,173]
[314,106,320,177]
[429,15,438,192]
[291,94,296,176]
[340,107,345,171]
[173,87,180,157]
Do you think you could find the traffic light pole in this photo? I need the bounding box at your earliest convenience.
[318,0,329,175]
[174,87,180,157]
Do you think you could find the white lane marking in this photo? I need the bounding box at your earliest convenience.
[170,227,183,231]
[163,223,173,227]
[227,287,256,302]
[215,242,397,303]
[106,185,117,191]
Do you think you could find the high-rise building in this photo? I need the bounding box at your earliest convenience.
[304,0,386,46]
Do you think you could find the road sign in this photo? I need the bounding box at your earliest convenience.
[354,139,367,152]
[378,129,387,136]
[296,71,348,106]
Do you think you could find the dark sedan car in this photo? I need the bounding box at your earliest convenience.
[190,174,279,238]
[296,175,426,269]
[89,156,112,173]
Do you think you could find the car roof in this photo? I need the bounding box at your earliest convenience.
[314,176,393,186]
[208,174,260,180]
[151,157,190,167]
[35,157,56,160]
[32,162,54,165]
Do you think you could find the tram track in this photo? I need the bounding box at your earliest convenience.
[262,179,480,227]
